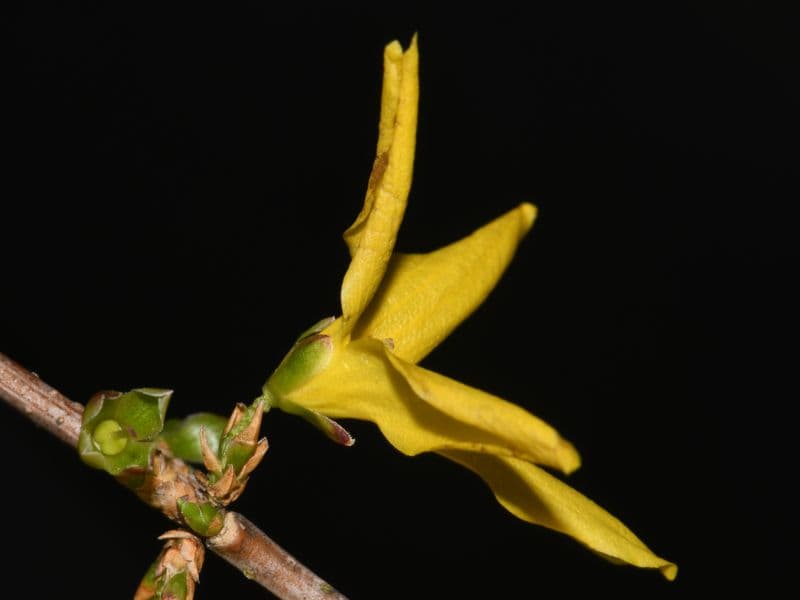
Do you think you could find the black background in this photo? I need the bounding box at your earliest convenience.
[3,3,796,598]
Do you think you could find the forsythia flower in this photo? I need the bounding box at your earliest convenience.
[263,36,676,580]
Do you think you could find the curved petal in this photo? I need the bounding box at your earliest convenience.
[284,337,578,474]
[385,348,579,474]
[441,450,677,580]
[352,203,536,363]
[340,36,419,337]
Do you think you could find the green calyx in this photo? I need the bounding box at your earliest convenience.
[79,388,172,476]
[177,499,224,537]
[261,319,354,446]
[293,316,335,343]
[265,320,334,398]
[271,395,354,446]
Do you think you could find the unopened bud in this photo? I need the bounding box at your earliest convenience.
[177,499,224,538]
[93,419,127,455]
[79,388,173,477]
[135,530,205,600]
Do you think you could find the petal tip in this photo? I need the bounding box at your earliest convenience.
[385,40,404,59]
[560,442,582,475]
[519,202,538,231]
[660,562,678,581]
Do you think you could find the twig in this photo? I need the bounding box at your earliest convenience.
[0,352,83,446]
[0,351,349,600]
[208,512,343,600]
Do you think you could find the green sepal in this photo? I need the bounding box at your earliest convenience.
[262,325,353,445]
[265,333,333,398]
[161,413,227,464]
[79,434,152,475]
[84,388,172,440]
[270,395,354,446]
[294,316,335,343]
[177,499,224,537]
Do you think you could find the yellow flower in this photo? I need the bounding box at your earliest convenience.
[264,36,676,580]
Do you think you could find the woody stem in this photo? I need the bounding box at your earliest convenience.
[0,351,348,600]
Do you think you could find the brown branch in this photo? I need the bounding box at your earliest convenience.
[0,351,349,600]
[208,512,344,600]
[0,352,83,446]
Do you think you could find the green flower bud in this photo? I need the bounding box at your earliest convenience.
[218,402,263,474]
[177,499,224,537]
[79,388,173,476]
[135,531,204,600]
[160,413,227,465]
[196,401,268,505]
[162,573,189,600]
[260,322,353,446]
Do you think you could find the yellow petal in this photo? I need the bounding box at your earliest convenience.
[352,203,536,363]
[385,349,580,474]
[442,450,677,580]
[341,42,404,248]
[284,337,578,474]
[340,36,419,337]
